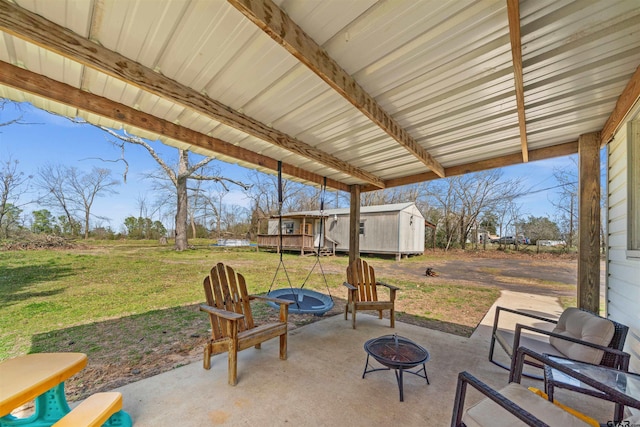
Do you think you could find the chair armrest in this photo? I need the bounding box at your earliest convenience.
[377,281,400,291]
[491,306,558,347]
[512,324,630,370]
[250,295,294,306]
[343,281,357,291]
[452,371,550,427]
[511,347,634,406]
[500,306,558,322]
[199,304,244,321]
[493,306,558,327]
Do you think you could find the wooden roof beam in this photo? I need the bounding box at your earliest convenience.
[0,61,350,192]
[0,1,384,189]
[360,141,578,192]
[507,0,529,163]
[600,64,640,146]
[228,0,446,179]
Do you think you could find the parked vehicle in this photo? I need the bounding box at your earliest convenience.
[490,235,529,245]
[490,236,514,244]
[538,240,566,246]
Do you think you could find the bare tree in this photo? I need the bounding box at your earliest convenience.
[36,164,80,236]
[1,102,33,238]
[0,156,32,238]
[288,184,323,212]
[222,204,251,236]
[136,194,149,219]
[68,167,119,239]
[36,164,119,238]
[551,158,578,247]
[96,126,249,250]
[0,99,25,128]
[361,184,426,207]
[244,171,296,214]
[426,170,523,250]
[509,202,524,250]
[186,182,226,238]
[451,171,507,249]
[211,187,230,238]
[188,179,206,239]
[244,171,329,237]
[425,179,461,250]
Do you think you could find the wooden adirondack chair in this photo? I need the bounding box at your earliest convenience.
[200,263,291,385]
[344,258,399,329]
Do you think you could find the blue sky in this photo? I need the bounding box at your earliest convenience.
[1,101,582,232]
[1,102,254,231]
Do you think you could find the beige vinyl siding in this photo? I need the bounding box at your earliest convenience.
[358,212,400,253]
[607,116,640,375]
[629,121,640,253]
[398,204,426,254]
[328,218,350,251]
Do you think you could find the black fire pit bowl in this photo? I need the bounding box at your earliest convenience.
[362,334,430,401]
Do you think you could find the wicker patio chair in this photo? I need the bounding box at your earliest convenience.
[451,347,634,426]
[488,306,629,378]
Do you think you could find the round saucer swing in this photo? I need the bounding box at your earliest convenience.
[266,288,334,315]
[265,162,334,316]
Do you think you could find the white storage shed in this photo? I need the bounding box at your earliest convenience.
[265,202,426,260]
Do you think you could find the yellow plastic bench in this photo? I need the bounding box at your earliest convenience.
[52,392,122,427]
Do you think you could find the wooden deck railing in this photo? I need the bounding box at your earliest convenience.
[257,234,315,251]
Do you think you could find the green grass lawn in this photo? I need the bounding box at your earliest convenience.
[0,241,501,372]
[0,241,343,358]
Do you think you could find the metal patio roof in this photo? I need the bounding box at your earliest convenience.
[0,0,639,193]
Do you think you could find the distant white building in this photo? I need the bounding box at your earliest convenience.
[258,202,426,260]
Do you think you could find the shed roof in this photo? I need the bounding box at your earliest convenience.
[279,202,419,218]
[0,0,638,192]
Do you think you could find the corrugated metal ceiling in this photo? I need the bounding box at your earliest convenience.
[0,0,638,192]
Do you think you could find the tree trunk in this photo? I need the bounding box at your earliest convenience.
[175,180,189,250]
[84,210,90,239]
[569,195,575,247]
[175,151,189,251]
[64,209,75,237]
[459,211,467,250]
[190,212,197,239]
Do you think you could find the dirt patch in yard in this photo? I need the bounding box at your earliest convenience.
[382,251,579,297]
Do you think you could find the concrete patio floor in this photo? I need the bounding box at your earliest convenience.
[114,291,616,426]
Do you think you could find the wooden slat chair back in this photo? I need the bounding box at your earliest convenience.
[343,258,398,329]
[203,263,255,338]
[200,262,290,385]
[346,258,379,302]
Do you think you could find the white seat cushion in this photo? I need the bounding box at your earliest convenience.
[494,329,565,361]
[462,383,592,427]
[549,308,614,364]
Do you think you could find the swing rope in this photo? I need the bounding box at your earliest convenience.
[299,177,333,302]
[266,163,334,312]
[267,161,295,297]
